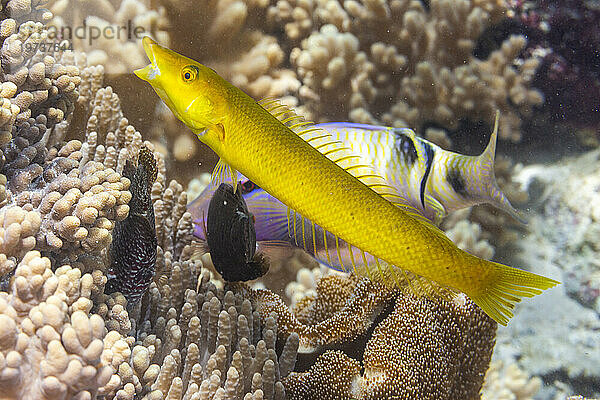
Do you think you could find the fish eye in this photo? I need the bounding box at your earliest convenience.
[181,65,198,82]
[402,139,411,153]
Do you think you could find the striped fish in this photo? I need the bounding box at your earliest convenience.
[318,121,523,224]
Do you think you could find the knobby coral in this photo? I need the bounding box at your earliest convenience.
[47,0,169,75]
[0,251,128,399]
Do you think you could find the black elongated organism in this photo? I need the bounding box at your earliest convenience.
[105,145,158,307]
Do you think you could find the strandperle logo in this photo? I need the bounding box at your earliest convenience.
[46,20,146,46]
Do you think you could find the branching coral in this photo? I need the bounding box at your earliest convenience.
[0,14,82,212]
[0,0,52,23]
[96,178,297,400]
[0,205,40,276]
[47,0,169,74]
[0,251,127,399]
[10,116,133,263]
[270,0,543,141]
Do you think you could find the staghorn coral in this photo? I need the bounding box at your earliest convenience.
[0,7,292,400]
[0,251,128,399]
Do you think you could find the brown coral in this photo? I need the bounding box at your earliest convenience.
[0,205,40,278]
[282,289,497,399]
[239,275,395,353]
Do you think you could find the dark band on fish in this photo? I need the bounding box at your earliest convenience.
[446,168,468,198]
[394,129,418,166]
[419,142,435,207]
[241,180,258,194]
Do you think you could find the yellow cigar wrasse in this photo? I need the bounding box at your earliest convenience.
[134,36,559,325]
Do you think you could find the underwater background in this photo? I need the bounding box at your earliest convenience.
[0,0,598,399]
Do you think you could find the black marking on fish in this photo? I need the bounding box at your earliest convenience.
[420,142,435,207]
[241,179,258,194]
[394,129,418,166]
[446,168,468,198]
[105,146,158,308]
[206,183,269,282]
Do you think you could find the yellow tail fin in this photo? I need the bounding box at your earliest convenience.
[470,261,559,325]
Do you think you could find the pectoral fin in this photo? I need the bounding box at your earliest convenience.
[211,158,239,192]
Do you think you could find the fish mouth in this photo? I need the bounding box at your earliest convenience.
[134,36,161,82]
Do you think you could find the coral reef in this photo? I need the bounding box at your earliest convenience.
[126,0,546,185]
[481,361,542,400]
[0,1,594,400]
[509,0,600,128]
[0,251,127,399]
[253,274,497,399]
[100,166,297,399]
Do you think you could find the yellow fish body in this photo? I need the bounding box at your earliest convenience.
[135,37,558,325]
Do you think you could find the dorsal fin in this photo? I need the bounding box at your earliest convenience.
[259,98,434,221]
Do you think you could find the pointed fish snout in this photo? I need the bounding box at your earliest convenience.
[134,36,161,82]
